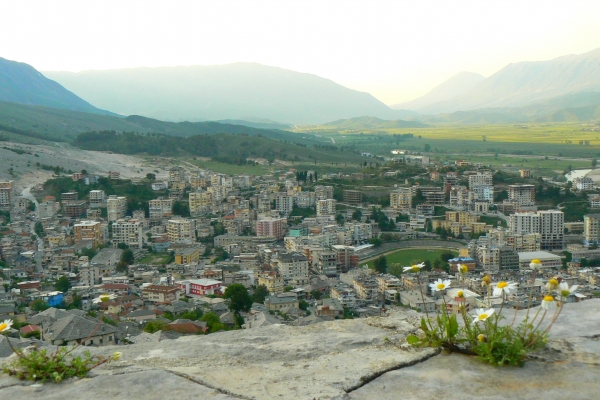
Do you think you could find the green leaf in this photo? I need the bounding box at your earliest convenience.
[420,317,429,333]
[406,335,421,345]
[448,314,459,337]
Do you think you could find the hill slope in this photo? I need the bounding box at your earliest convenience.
[321,116,428,129]
[418,48,600,114]
[391,71,484,111]
[44,63,416,124]
[0,57,113,115]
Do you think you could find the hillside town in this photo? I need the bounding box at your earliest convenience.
[0,158,598,352]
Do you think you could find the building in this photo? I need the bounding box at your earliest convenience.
[88,190,106,208]
[520,169,531,178]
[275,252,309,286]
[73,220,102,247]
[142,285,181,304]
[189,191,213,216]
[509,210,564,251]
[43,315,117,347]
[574,177,594,191]
[149,197,173,222]
[258,271,284,294]
[276,195,294,215]
[174,247,201,264]
[264,293,299,311]
[315,250,338,277]
[390,187,412,211]
[168,167,185,184]
[518,251,563,270]
[314,185,334,200]
[178,279,222,296]
[468,172,493,189]
[63,200,87,218]
[38,201,58,219]
[343,190,363,205]
[167,218,195,243]
[0,181,14,209]
[508,185,536,206]
[316,199,336,216]
[112,219,143,248]
[584,214,600,244]
[256,217,287,240]
[107,195,127,222]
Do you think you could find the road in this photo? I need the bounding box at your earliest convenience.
[21,186,44,272]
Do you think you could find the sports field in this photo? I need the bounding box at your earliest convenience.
[365,248,457,268]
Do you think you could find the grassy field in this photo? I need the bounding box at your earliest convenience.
[138,253,173,265]
[366,248,457,268]
[187,158,272,175]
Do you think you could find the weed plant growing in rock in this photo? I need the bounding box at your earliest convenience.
[0,320,121,382]
[406,259,565,366]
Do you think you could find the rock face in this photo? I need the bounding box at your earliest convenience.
[2,301,600,399]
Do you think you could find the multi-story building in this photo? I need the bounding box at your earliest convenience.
[343,190,363,205]
[149,197,173,222]
[314,185,334,200]
[275,252,309,286]
[258,271,284,294]
[63,200,87,218]
[332,245,360,273]
[316,199,336,216]
[390,187,412,211]
[574,177,594,191]
[88,190,106,208]
[584,214,600,244]
[0,181,14,209]
[509,210,564,251]
[168,167,186,185]
[107,195,127,222]
[189,191,213,216]
[508,185,535,206]
[174,247,201,264]
[468,172,493,189]
[73,220,103,247]
[294,191,316,208]
[167,218,195,243]
[177,279,222,297]
[38,201,59,219]
[314,250,338,277]
[449,186,473,210]
[112,219,143,248]
[276,195,294,215]
[256,217,286,239]
[142,285,180,304]
[446,211,478,225]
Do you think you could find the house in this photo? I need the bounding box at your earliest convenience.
[43,315,117,346]
[177,279,222,297]
[124,309,157,323]
[167,319,208,334]
[264,293,299,311]
[316,298,343,317]
[41,291,64,307]
[142,285,180,304]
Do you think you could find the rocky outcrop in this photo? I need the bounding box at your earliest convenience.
[1,300,600,399]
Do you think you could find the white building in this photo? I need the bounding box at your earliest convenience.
[107,195,127,222]
[112,219,143,249]
[317,199,336,216]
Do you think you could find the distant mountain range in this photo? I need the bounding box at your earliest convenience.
[321,116,428,130]
[44,63,416,124]
[0,57,113,115]
[401,48,600,114]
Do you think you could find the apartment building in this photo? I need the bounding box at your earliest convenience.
[88,190,106,208]
[149,197,173,222]
[509,210,564,251]
[584,214,600,244]
[275,252,309,286]
[63,200,87,218]
[508,184,535,206]
[107,195,127,222]
[167,218,195,243]
[258,271,284,294]
[276,195,294,215]
[112,219,144,248]
[168,167,186,184]
[468,172,493,189]
[73,220,102,247]
[0,181,14,209]
[256,217,287,239]
[343,190,363,205]
[390,187,412,211]
[142,285,180,304]
[314,185,334,200]
[316,199,336,216]
[189,191,213,216]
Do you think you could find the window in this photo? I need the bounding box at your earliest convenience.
[109,336,113,341]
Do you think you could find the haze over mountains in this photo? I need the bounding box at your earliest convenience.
[0,57,112,116]
[44,63,416,124]
[401,48,600,114]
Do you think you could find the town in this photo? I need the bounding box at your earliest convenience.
[0,153,597,352]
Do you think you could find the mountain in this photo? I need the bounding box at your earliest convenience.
[0,101,323,144]
[0,57,113,115]
[44,63,417,124]
[216,118,292,130]
[391,72,484,111]
[418,48,600,114]
[321,116,428,130]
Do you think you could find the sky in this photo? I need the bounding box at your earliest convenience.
[2,0,599,105]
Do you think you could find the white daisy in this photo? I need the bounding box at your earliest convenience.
[457,264,469,274]
[429,279,451,292]
[529,258,543,270]
[472,308,494,324]
[0,319,13,333]
[541,295,557,311]
[545,278,559,291]
[557,282,579,299]
[493,281,517,297]
[403,262,425,273]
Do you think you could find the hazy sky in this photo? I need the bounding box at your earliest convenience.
[2,0,599,104]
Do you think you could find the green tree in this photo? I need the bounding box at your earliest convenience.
[180,309,203,321]
[299,300,309,311]
[310,290,323,300]
[223,284,253,315]
[144,320,166,333]
[54,276,72,292]
[373,255,388,273]
[30,299,49,312]
[369,237,382,247]
[146,173,156,180]
[352,209,362,221]
[253,284,270,304]
[284,285,294,292]
[388,263,403,278]
[200,312,227,333]
[122,249,135,265]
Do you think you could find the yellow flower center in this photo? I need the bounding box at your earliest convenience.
[531,259,541,264]
[0,323,6,331]
[437,283,445,290]
[543,295,554,302]
[478,313,488,320]
[560,290,570,297]
[457,290,464,298]
[477,334,485,342]
[482,276,491,286]
[549,279,558,286]
[497,281,508,289]
[411,265,419,272]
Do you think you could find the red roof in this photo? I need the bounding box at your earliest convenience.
[20,325,40,334]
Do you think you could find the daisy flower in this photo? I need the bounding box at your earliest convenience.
[545,278,559,291]
[541,295,557,311]
[403,262,425,273]
[557,282,579,299]
[113,352,123,361]
[529,259,543,270]
[456,290,465,298]
[429,279,451,292]
[457,264,468,274]
[0,319,13,333]
[477,334,487,342]
[472,308,494,324]
[481,275,491,287]
[493,281,517,297]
